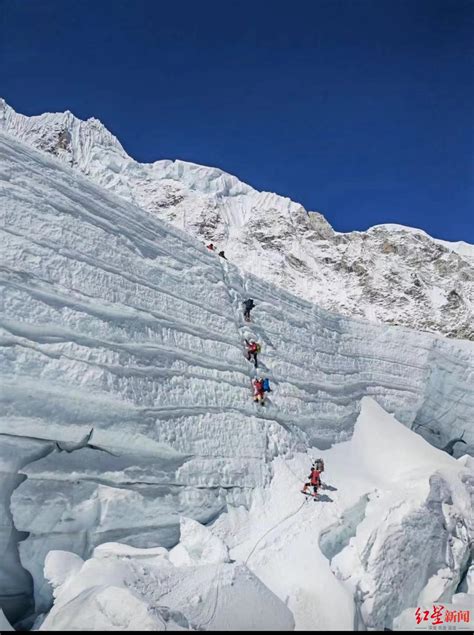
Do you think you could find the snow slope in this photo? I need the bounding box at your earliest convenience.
[37,399,473,631]
[1,99,473,339]
[0,130,473,626]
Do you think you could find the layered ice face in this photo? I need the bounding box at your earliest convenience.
[0,131,473,624]
[1,98,473,340]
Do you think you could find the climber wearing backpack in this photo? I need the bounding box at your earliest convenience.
[245,339,260,368]
[207,243,215,251]
[243,298,255,322]
[301,463,321,497]
[252,377,265,405]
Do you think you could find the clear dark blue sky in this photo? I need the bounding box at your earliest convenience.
[1,0,472,241]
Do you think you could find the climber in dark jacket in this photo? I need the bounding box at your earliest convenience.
[243,298,255,322]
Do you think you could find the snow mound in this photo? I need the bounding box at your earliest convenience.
[40,531,294,631]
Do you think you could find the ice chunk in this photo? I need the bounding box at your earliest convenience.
[44,551,84,596]
[169,517,230,566]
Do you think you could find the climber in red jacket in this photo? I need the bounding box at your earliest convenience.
[302,464,321,497]
[245,339,260,368]
[252,377,265,405]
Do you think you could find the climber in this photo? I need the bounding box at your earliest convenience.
[301,463,321,497]
[218,250,227,259]
[207,243,215,251]
[262,377,271,392]
[252,377,265,406]
[245,339,260,368]
[243,298,255,322]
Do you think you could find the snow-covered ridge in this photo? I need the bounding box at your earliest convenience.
[2,98,472,339]
[0,98,253,200]
[1,130,473,627]
[368,224,474,261]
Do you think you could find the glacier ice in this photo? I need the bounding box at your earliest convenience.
[322,399,473,629]
[211,398,472,630]
[0,435,53,622]
[38,538,294,631]
[0,129,473,626]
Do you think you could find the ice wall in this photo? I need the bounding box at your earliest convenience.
[1,131,472,617]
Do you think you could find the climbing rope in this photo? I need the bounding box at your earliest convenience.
[217,259,342,568]
[198,562,223,629]
[244,498,308,566]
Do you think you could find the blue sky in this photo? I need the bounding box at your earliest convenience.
[1,0,472,241]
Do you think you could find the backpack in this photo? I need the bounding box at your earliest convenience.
[262,378,270,392]
[314,458,324,472]
[255,343,261,353]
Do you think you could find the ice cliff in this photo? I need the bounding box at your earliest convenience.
[0,130,472,628]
